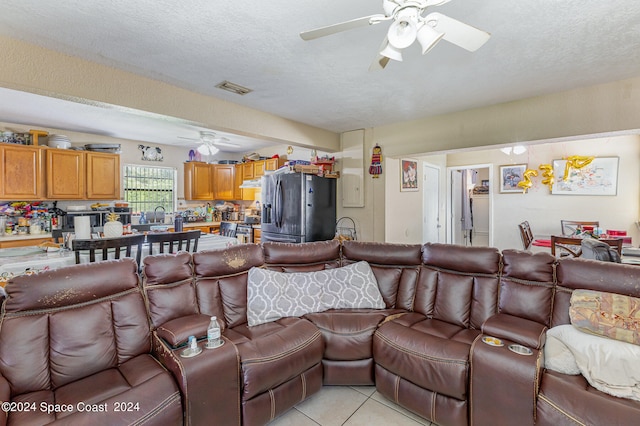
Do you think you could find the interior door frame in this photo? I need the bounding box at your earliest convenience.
[446,163,494,246]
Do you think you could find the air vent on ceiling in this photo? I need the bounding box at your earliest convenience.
[215,81,253,96]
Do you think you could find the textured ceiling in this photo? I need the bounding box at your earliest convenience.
[1,0,640,150]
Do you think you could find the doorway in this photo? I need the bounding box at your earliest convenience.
[446,164,493,246]
[423,163,441,243]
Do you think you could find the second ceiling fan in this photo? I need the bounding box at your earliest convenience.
[300,0,491,70]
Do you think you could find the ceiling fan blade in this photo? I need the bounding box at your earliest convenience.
[213,140,240,148]
[425,12,490,52]
[300,14,388,41]
[368,37,392,71]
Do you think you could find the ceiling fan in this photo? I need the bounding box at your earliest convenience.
[179,131,240,155]
[300,0,491,70]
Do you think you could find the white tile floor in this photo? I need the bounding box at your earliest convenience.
[268,386,435,426]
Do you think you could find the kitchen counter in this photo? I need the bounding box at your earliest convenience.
[0,233,55,249]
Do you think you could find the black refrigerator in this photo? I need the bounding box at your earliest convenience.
[261,172,336,243]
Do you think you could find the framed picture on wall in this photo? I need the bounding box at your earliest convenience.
[551,157,619,195]
[499,164,527,193]
[400,159,419,192]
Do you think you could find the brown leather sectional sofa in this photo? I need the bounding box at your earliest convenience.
[1,239,639,425]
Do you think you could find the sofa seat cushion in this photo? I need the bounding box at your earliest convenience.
[8,354,182,425]
[373,315,475,401]
[538,370,640,426]
[235,317,324,400]
[304,309,404,360]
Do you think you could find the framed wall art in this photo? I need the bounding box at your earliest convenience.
[551,157,619,195]
[400,159,418,192]
[499,164,527,193]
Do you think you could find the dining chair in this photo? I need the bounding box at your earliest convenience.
[551,235,583,257]
[560,220,600,236]
[518,221,534,250]
[146,230,201,255]
[219,221,238,237]
[72,234,145,265]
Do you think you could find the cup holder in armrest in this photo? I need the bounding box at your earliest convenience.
[508,344,533,356]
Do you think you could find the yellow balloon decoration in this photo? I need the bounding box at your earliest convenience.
[563,155,594,180]
[517,169,538,193]
[539,164,554,191]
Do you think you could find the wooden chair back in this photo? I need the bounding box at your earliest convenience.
[551,236,583,257]
[146,230,201,255]
[219,221,238,237]
[518,221,534,250]
[560,220,600,236]
[72,234,145,265]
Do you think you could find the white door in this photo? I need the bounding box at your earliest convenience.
[423,164,440,243]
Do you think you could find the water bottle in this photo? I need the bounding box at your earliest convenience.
[174,214,183,232]
[206,316,222,349]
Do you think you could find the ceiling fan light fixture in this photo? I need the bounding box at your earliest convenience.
[382,0,398,16]
[380,42,403,61]
[387,17,418,49]
[416,22,444,54]
[197,143,219,156]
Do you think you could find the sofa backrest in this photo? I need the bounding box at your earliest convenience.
[0,259,149,396]
[263,240,341,272]
[142,251,197,328]
[500,250,556,327]
[552,257,640,327]
[341,241,422,310]
[417,243,501,329]
[192,244,265,328]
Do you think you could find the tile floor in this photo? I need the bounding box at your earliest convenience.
[268,385,435,426]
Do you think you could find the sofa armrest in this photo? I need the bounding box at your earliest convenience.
[482,313,547,350]
[152,333,240,426]
[0,373,9,426]
[156,313,212,348]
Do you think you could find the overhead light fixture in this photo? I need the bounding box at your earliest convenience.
[387,17,417,49]
[513,145,527,155]
[197,143,219,156]
[215,80,253,96]
[380,41,403,61]
[416,22,444,54]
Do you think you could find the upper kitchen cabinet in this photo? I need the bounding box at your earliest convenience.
[264,158,285,172]
[86,151,120,199]
[213,164,235,201]
[184,162,213,200]
[0,144,45,199]
[46,149,85,199]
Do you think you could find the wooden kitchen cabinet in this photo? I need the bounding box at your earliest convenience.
[234,164,244,201]
[86,151,120,199]
[254,160,266,177]
[0,144,45,199]
[264,157,285,172]
[213,164,235,200]
[242,162,255,180]
[46,148,85,199]
[184,162,214,200]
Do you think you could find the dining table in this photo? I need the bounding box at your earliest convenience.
[0,233,240,285]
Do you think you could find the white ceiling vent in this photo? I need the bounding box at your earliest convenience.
[215,81,253,96]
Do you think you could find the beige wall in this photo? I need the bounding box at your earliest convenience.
[384,135,640,250]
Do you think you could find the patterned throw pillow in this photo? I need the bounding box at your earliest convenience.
[570,289,640,346]
[246,261,384,326]
[320,261,385,310]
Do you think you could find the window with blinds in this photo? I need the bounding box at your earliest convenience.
[123,164,177,214]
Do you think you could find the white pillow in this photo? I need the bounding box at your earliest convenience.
[246,261,384,326]
[545,324,640,401]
